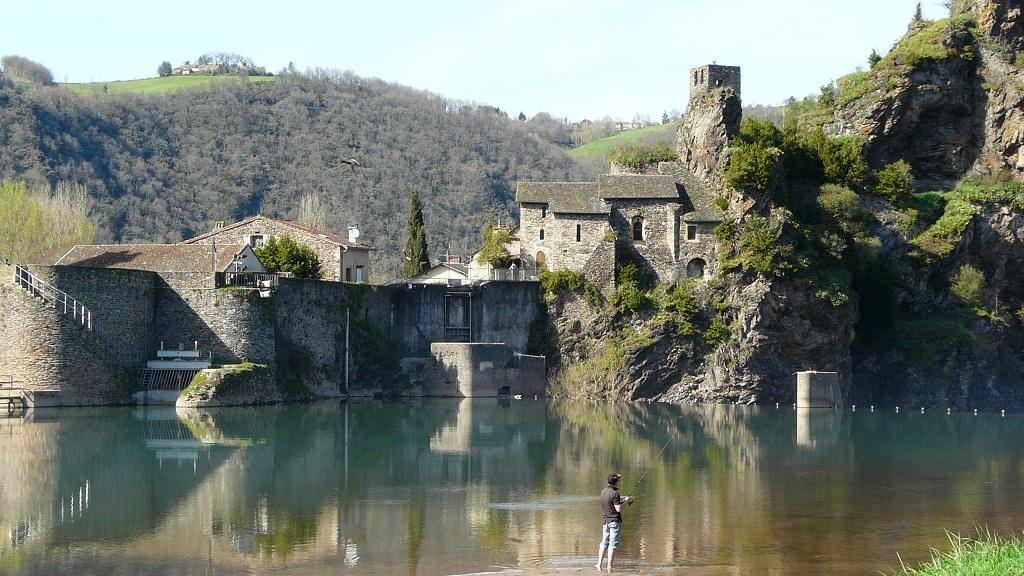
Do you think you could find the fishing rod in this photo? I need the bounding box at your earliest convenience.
[629,434,674,500]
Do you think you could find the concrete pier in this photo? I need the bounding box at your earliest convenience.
[795,371,840,409]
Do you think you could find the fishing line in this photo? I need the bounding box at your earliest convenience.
[629,434,674,575]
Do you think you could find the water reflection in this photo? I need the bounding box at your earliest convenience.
[1,401,1024,575]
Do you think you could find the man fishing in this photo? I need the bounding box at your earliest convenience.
[595,472,632,572]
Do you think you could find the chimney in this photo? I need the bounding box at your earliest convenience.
[214,220,225,229]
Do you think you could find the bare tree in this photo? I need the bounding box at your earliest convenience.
[296,191,329,232]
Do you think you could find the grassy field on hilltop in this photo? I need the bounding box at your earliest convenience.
[62,74,275,96]
[569,124,675,175]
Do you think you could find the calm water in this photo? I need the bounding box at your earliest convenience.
[2,400,1024,575]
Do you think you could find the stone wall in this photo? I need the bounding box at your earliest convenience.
[390,282,540,356]
[689,65,741,98]
[610,200,679,285]
[677,220,719,280]
[0,263,156,404]
[272,278,392,394]
[155,287,276,367]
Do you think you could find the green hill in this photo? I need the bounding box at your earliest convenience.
[62,75,275,96]
[569,124,676,175]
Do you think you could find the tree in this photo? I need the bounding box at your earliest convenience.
[296,191,328,232]
[0,55,53,85]
[914,2,923,21]
[254,235,322,279]
[402,190,429,277]
[724,143,783,194]
[661,111,670,125]
[0,180,95,264]
[477,220,511,267]
[157,61,172,77]
[517,111,526,121]
[868,49,882,69]
[951,264,984,307]
[874,160,915,203]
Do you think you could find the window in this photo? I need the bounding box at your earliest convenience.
[631,216,644,241]
[539,228,545,240]
[355,265,365,282]
[686,224,698,241]
[576,224,581,242]
[345,267,352,282]
[248,234,267,248]
[541,207,547,218]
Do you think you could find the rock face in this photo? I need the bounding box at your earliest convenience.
[677,88,741,187]
[853,202,1024,410]
[831,5,1024,184]
[176,363,282,407]
[831,23,984,187]
[955,0,1024,52]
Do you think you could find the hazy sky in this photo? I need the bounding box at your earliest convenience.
[7,0,946,121]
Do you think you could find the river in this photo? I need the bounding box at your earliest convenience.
[1,399,1022,575]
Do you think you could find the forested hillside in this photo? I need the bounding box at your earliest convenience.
[0,69,581,279]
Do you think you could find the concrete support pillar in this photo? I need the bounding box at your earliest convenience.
[795,371,840,408]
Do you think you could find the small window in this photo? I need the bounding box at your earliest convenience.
[248,234,267,248]
[541,207,547,218]
[345,267,352,281]
[539,228,545,240]
[576,224,581,242]
[355,265,364,282]
[686,224,698,241]
[632,216,644,241]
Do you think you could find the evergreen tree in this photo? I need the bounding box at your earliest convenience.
[913,2,923,21]
[518,111,526,121]
[402,190,430,277]
[157,61,172,77]
[254,235,322,279]
[661,111,670,124]
[868,49,882,69]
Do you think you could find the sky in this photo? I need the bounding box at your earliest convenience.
[6,0,948,121]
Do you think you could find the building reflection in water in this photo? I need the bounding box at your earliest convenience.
[3,401,1024,575]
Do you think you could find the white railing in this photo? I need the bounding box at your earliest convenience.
[13,266,92,331]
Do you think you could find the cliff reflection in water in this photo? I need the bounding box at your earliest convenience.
[3,401,1024,575]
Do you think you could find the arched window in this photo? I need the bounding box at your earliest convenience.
[631,216,644,241]
[536,251,546,267]
[687,258,707,278]
[539,228,545,240]
[576,224,581,242]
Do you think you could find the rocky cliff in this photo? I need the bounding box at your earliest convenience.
[545,2,1024,409]
[830,3,1024,186]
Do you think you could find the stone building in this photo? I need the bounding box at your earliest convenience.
[179,216,372,283]
[516,167,722,285]
[57,244,265,286]
[515,63,739,287]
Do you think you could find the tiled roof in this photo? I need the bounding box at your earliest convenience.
[597,174,680,200]
[659,164,724,222]
[56,244,250,273]
[516,182,608,214]
[180,215,372,249]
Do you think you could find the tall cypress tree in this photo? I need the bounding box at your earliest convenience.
[402,190,430,277]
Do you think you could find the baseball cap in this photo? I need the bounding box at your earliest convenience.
[607,473,621,484]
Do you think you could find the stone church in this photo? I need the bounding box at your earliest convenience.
[515,64,741,287]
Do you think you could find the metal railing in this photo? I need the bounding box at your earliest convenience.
[220,271,291,289]
[479,267,538,282]
[13,266,91,330]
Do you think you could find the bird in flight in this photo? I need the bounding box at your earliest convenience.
[341,158,361,171]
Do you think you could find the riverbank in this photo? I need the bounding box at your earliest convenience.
[897,532,1024,575]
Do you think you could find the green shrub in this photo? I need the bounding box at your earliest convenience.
[911,197,975,258]
[884,18,965,68]
[477,220,512,267]
[720,216,793,277]
[950,264,985,307]
[611,262,651,314]
[663,281,699,335]
[608,142,676,171]
[809,131,870,189]
[538,268,602,308]
[875,160,916,203]
[703,316,729,345]
[817,184,864,225]
[724,143,783,194]
[1015,53,1024,68]
[837,71,877,105]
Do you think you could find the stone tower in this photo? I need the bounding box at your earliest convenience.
[689,64,741,99]
[678,64,743,187]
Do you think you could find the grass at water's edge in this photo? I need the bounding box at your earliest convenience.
[895,532,1024,575]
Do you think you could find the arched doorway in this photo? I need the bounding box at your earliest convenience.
[687,258,706,278]
[536,251,546,268]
